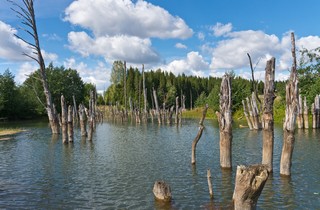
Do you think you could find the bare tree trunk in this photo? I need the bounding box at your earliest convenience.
[316,95,320,128]
[153,88,161,124]
[61,95,68,143]
[175,96,179,124]
[303,96,309,129]
[191,104,208,164]
[216,74,232,169]
[233,165,269,210]
[72,95,78,124]
[67,105,74,143]
[88,91,94,141]
[262,57,276,173]
[124,61,127,115]
[207,169,213,199]
[280,32,299,176]
[78,103,87,137]
[297,94,304,128]
[312,103,316,128]
[251,92,261,129]
[242,100,253,130]
[153,181,172,202]
[10,0,59,134]
[142,64,148,120]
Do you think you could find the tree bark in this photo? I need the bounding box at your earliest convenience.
[153,181,172,202]
[303,96,309,129]
[67,105,74,143]
[251,92,261,129]
[175,96,179,124]
[142,64,148,120]
[216,74,232,169]
[312,103,316,128]
[78,103,87,137]
[191,104,208,164]
[297,94,303,129]
[242,99,253,130]
[280,32,299,176]
[262,57,276,173]
[153,88,161,124]
[233,165,269,210]
[88,91,94,141]
[61,95,68,143]
[207,169,213,199]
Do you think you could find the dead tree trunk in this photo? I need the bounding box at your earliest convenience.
[303,96,309,129]
[191,104,208,165]
[67,105,74,143]
[242,99,253,130]
[251,92,261,129]
[233,165,269,210]
[153,88,161,124]
[216,74,232,169]
[10,0,59,134]
[312,103,316,128]
[316,95,320,128]
[88,91,94,141]
[142,64,148,122]
[280,32,299,176]
[61,95,68,144]
[153,181,172,202]
[124,61,127,116]
[262,57,276,173]
[78,103,87,137]
[175,96,179,124]
[207,169,213,199]
[297,94,304,128]
[72,95,78,124]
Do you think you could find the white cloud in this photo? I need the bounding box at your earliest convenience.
[175,43,187,49]
[0,21,30,61]
[64,58,109,92]
[16,62,38,84]
[211,22,232,37]
[64,0,193,39]
[160,51,209,76]
[68,31,160,64]
[197,32,205,41]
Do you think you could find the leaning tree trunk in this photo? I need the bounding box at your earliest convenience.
[216,74,232,169]
[61,95,68,143]
[191,104,208,165]
[280,32,299,176]
[262,57,276,173]
[233,165,269,210]
[10,0,59,134]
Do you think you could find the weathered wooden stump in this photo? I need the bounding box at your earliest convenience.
[67,105,74,143]
[233,165,269,210]
[262,57,276,173]
[152,180,172,202]
[61,95,68,144]
[216,74,232,169]
[207,169,213,199]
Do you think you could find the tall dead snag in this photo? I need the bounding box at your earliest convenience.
[87,91,94,141]
[280,32,299,176]
[123,61,127,117]
[153,88,161,124]
[191,104,208,165]
[297,94,304,128]
[251,92,261,129]
[303,97,309,129]
[9,0,59,134]
[175,96,180,124]
[233,165,269,210]
[216,74,232,169]
[142,64,148,122]
[242,99,253,130]
[262,57,276,173]
[315,95,320,128]
[67,105,74,143]
[207,169,214,199]
[61,95,68,144]
[78,104,87,137]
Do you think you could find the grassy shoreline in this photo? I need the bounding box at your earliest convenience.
[0,129,26,140]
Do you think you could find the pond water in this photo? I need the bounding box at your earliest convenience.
[0,119,319,209]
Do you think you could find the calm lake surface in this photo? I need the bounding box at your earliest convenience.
[0,119,319,209]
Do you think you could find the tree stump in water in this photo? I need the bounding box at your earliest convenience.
[152,181,172,202]
[61,95,68,144]
[67,105,74,143]
[233,165,269,210]
[216,74,232,169]
[78,104,87,137]
[280,32,298,176]
[303,96,309,129]
[262,57,276,173]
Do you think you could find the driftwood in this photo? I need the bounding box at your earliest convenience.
[280,32,299,176]
[152,181,172,202]
[67,105,74,143]
[303,96,309,129]
[262,57,276,172]
[191,104,208,165]
[233,165,269,210]
[207,169,213,199]
[216,74,232,169]
[61,95,68,144]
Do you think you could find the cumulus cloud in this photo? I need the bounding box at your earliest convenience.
[175,43,187,49]
[68,31,160,64]
[0,21,30,61]
[64,57,109,92]
[64,0,193,39]
[160,51,209,76]
[16,62,38,84]
[211,22,233,37]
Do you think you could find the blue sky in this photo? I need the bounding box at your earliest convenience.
[1,0,320,92]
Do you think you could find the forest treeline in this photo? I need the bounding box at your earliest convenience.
[1,47,319,121]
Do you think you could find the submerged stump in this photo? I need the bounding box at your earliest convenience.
[153,181,172,202]
[233,165,269,210]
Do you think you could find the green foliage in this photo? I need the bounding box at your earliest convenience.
[110,61,125,85]
[0,69,18,119]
